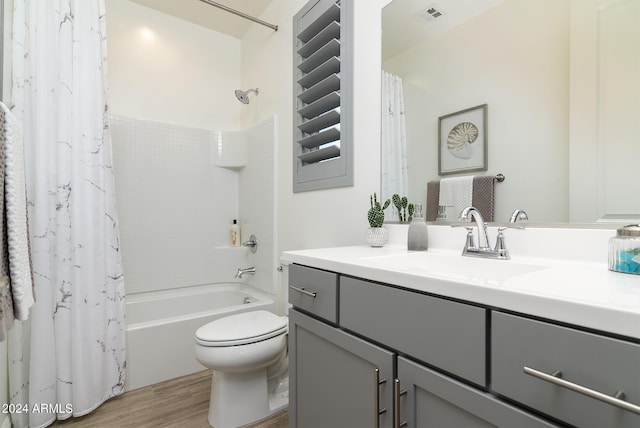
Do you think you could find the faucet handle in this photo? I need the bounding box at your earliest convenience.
[463,226,475,250]
[242,234,258,254]
[493,225,524,259]
[494,228,510,259]
[452,225,476,250]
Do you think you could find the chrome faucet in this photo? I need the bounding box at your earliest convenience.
[510,209,529,223]
[235,267,256,279]
[459,207,490,251]
[457,206,522,260]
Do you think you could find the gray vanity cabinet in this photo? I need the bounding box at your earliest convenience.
[288,263,639,427]
[289,309,394,428]
[396,357,557,428]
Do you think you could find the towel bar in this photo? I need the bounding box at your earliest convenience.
[495,174,505,182]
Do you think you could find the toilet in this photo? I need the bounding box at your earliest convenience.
[194,310,289,428]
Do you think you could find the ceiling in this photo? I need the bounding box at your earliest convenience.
[130,0,276,38]
[383,0,505,61]
[129,0,502,52]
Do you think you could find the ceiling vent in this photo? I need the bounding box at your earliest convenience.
[418,4,446,22]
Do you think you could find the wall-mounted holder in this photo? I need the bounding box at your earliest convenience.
[211,130,248,168]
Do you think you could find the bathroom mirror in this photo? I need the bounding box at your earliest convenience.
[381,0,639,224]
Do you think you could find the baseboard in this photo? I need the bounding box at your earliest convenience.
[0,414,11,428]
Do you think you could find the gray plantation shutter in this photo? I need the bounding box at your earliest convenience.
[293,0,353,192]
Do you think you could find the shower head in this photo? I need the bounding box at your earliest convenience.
[235,88,259,104]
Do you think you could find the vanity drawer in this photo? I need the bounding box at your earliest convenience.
[492,311,640,428]
[289,264,338,323]
[340,276,487,386]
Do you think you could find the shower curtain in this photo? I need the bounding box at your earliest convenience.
[8,1,126,427]
[381,70,408,220]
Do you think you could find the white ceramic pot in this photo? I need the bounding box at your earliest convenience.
[367,227,389,247]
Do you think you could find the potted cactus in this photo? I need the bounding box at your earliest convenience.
[392,194,415,222]
[367,193,390,247]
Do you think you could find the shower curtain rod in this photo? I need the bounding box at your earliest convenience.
[199,0,278,32]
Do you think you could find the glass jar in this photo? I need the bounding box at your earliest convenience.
[609,224,640,275]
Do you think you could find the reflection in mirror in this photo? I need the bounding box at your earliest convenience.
[382,0,639,224]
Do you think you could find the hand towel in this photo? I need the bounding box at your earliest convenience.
[0,102,34,335]
[472,175,495,222]
[439,176,474,221]
[426,180,440,221]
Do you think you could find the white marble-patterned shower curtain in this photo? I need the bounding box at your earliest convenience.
[381,70,408,219]
[8,1,126,427]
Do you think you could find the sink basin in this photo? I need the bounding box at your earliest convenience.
[362,252,548,282]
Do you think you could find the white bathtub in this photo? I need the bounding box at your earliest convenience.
[124,283,275,391]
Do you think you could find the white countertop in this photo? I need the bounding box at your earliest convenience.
[282,244,640,340]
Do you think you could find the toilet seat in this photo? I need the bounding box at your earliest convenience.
[195,310,287,347]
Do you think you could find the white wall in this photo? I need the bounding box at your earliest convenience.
[384,0,570,223]
[241,0,385,256]
[106,0,242,130]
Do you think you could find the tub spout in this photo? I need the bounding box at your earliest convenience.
[235,267,256,279]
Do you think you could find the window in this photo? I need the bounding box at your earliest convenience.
[293,0,353,192]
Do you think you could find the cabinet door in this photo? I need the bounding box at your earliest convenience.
[289,309,394,428]
[396,357,558,428]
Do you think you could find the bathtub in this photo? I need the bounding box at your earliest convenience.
[124,283,275,391]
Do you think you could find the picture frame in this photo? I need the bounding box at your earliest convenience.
[438,104,488,175]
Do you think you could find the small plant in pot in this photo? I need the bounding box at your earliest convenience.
[367,193,390,247]
[392,194,416,222]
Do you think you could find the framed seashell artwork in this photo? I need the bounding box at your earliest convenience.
[438,104,488,175]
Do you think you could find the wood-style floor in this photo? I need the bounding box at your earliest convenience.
[51,370,288,428]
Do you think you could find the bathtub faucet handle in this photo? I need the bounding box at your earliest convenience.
[242,234,258,254]
[235,266,256,279]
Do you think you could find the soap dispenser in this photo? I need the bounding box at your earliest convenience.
[408,203,428,251]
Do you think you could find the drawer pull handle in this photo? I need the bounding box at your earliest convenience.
[393,379,408,428]
[374,369,387,428]
[523,366,640,415]
[289,286,317,298]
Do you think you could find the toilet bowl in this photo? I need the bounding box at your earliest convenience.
[194,310,289,428]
